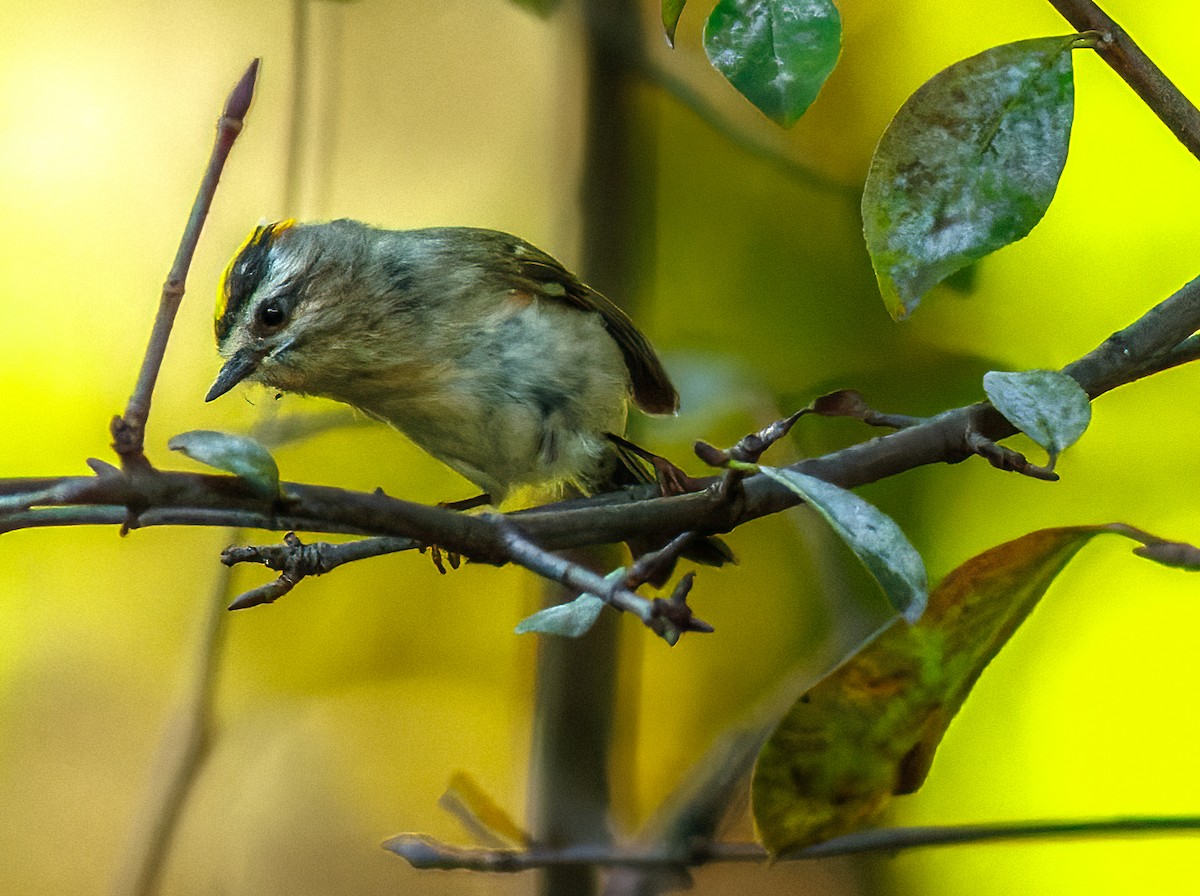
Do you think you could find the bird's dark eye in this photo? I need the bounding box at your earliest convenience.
[257,302,286,329]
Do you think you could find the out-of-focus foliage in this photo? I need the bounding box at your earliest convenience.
[662,0,689,47]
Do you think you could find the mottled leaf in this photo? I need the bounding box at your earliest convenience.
[167,429,280,498]
[703,0,841,127]
[752,523,1196,856]
[761,467,927,622]
[663,0,688,46]
[515,594,606,638]
[863,35,1080,319]
[984,369,1091,466]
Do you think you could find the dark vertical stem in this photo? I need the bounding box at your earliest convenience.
[529,547,623,896]
[528,2,656,895]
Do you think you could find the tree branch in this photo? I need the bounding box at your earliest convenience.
[2,274,1198,630]
[1048,0,1200,159]
[384,815,1200,871]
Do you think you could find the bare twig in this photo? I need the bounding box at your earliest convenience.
[221,531,417,609]
[2,275,1199,606]
[384,815,1200,871]
[963,427,1060,481]
[491,515,711,645]
[808,389,926,430]
[1048,0,1200,160]
[110,59,260,469]
[623,532,698,589]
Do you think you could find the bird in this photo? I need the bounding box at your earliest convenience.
[205,218,730,567]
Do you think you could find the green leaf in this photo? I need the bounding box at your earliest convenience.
[663,0,688,47]
[761,467,927,622]
[752,523,1197,856]
[983,369,1091,466]
[515,594,606,638]
[863,35,1080,320]
[167,429,280,498]
[703,0,841,127]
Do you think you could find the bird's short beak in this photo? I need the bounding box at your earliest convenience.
[205,347,265,402]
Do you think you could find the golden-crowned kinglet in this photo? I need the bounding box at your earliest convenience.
[205,219,682,505]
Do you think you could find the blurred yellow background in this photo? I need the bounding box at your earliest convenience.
[1,1,1198,894]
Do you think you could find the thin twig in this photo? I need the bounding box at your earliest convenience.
[490,515,711,645]
[110,59,260,468]
[808,389,926,430]
[384,815,1200,871]
[963,427,1059,481]
[221,531,417,609]
[1047,0,1200,160]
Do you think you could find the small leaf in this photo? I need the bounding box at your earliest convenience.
[863,35,1079,319]
[703,0,842,127]
[761,467,927,622]
[439,770,531,848]
[662,0,688,47]
[983,369,1091,466]
[168,430,280,498]
[751,523,1196,856]
[515,594,606,638]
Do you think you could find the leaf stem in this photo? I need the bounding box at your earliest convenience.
[1047,0,1200,159]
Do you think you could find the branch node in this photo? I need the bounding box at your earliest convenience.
[86,457,123,478]
[810,388,926,430]
[624,532,697,590]
[964,427,1060,482]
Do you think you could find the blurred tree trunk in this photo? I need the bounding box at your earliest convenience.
[527,2,657,895]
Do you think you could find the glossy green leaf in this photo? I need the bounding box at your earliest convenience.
[515,594,606,638]
[663,0,688,47]
[761,467,927,622]
[863,35,1079,320]
[752,523,1196,856]
[703,0,841,127]
[984,369,1091,466]
[167,429,280,498]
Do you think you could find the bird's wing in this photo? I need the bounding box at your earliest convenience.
[500,242,679,415]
